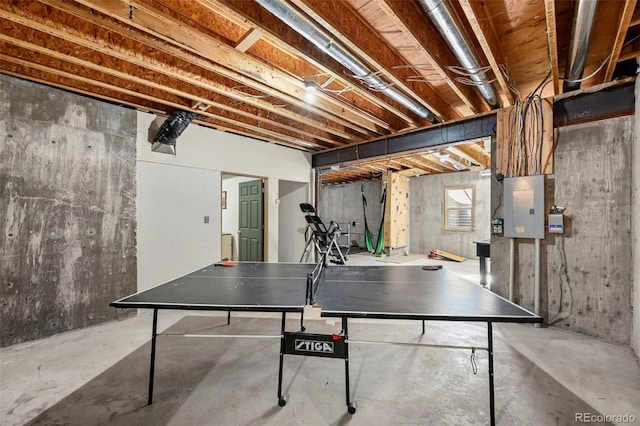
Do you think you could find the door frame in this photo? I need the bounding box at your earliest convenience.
[221,172,268,261]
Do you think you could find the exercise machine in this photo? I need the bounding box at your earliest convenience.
[299,203,349,265]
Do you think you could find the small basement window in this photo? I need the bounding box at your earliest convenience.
[444,186,474,231]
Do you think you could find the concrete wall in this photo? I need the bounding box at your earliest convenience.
[319,172,490,259]
[0,75,137,347]
[136,111,312,291]
[492,116,634,345]
[633,78,640,358]
[409,170,491,259]
[320,180,383,249]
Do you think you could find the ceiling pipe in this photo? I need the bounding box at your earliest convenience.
[255,0,439,123]
[418,0,500,108]
[563,0,598,92]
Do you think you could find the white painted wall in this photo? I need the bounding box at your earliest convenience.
[136,112,311,290]
[137,162,220,291]
[278,180,309,262]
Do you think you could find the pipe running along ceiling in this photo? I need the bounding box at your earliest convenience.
[256,0,440,123]
[418,0,500,109]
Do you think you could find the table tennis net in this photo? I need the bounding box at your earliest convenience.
[306,258,326,304]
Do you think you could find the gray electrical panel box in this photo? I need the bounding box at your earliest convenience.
[503,175,545,239]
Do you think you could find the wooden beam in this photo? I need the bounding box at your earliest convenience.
[423,153,458,171]
[11,0,364,143]
[630,3,640,26]
[618,47,640,62]
[451,144,490,168]
[0,23,337,150]
[605,0,638,81]
[544,0,561,95]
[208,0,416,130]
[458,0,515,106]
[0,51,320,151]
[69,0,383,135]
[396,157,436,174]
[460,142,491,168]
[234,28,263,52]
[291,0,456,122]
[377,0,485,114]
[0,56,165,115]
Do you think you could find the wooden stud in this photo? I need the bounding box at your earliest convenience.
[458,0,514,107]
[604,0,638,82]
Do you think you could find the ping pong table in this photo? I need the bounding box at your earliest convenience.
[111,261,542,425]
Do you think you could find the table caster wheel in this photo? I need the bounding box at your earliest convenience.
[347,402,357,414]
[301,325,306,332]
[278,396,287,407]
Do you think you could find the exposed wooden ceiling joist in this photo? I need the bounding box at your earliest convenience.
[0,0,636,184]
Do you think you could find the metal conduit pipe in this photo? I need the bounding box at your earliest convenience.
[563,0,598,92]
[534,238,541,322]
[255,0,439,123]
[418,0,500,108]
[509,238,515,301]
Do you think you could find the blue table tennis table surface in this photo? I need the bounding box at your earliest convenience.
[111,262,540,323]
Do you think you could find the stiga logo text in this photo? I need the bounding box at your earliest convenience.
[295,339,334,353]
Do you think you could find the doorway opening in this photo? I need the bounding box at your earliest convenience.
[222,174,265,262]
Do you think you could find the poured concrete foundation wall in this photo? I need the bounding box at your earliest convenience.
[409,170,491,259]
[633,79,640,358]
[492,116,633,345]
[320,172,490,258]
[0,75,137,347]
[320,180,383,249]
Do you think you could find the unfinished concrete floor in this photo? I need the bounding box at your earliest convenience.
[2,253,639,426]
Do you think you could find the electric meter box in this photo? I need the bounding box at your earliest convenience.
[503,175,545,239]
[548,214,564,234]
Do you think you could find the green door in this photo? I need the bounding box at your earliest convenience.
[238,179,264,261]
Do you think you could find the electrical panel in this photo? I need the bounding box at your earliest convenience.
[503,175,545,239]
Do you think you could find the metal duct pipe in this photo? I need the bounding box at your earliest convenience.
[418,0,500,108]
[256,0,439,122]
[563,0,598,92]
[153,110,197,145]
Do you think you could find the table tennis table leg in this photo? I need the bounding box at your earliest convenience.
[479,257,488,286]
[277,312,287,407]
[342,317,356,414]
[148,308,158,405]
[488,322,495,426]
